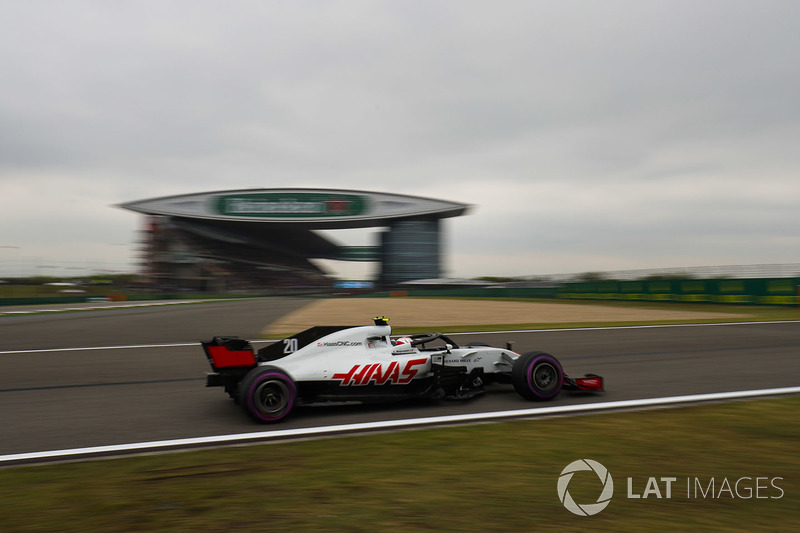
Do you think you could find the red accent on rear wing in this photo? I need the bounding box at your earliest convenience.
[202,339,257,369]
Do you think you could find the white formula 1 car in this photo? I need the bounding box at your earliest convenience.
[203,317,603,423]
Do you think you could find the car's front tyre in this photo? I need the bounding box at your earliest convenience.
[239,366,297,423]
[511,351,563,400]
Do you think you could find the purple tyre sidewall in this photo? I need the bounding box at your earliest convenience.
[245,371,297,422]
[525,355,563,399]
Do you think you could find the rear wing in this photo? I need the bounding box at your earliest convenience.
[202,336,257,370]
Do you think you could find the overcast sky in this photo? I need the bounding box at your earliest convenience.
[1,0,799,280]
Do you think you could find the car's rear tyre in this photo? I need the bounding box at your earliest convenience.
[239,366,297,423]
[511,351,563,400]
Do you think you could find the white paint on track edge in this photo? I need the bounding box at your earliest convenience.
[2,320,799,355]
[444,319,800,336]
[2,386,799,465]
[0,300,216,316]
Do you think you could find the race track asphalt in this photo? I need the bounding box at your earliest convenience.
[1,298,799,457]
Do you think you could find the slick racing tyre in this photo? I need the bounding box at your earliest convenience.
[511,351,563,401]
[239,366,298,423]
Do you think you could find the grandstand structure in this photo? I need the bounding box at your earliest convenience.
[119,189,470,292]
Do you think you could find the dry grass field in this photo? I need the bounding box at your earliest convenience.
[263,297,747,335]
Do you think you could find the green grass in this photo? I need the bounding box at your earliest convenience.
[1,397,798,532]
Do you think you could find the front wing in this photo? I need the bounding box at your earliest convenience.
[563,373,604,392]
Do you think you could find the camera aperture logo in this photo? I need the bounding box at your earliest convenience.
[558,459,614,516]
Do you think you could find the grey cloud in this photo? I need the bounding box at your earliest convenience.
[1,0,799,277]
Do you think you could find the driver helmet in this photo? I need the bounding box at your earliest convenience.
[395,336,412,347]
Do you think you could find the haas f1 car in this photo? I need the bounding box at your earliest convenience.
[202,317,603,423]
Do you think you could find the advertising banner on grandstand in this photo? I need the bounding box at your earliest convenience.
[215,193,368,218]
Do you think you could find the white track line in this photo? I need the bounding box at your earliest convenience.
[1,320,798,355]
[2,386,799,465]
[0,300,212,316]
[0,340,274,355]
[0,343,200,355]
[445,320,800,336]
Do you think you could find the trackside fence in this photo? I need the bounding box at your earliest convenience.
[555,278,800,306]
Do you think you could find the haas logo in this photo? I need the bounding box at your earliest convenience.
[333,358,427,386]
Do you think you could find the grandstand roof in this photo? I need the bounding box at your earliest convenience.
[118,188,471,229]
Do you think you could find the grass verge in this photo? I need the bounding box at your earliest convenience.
[1,396,798,532]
